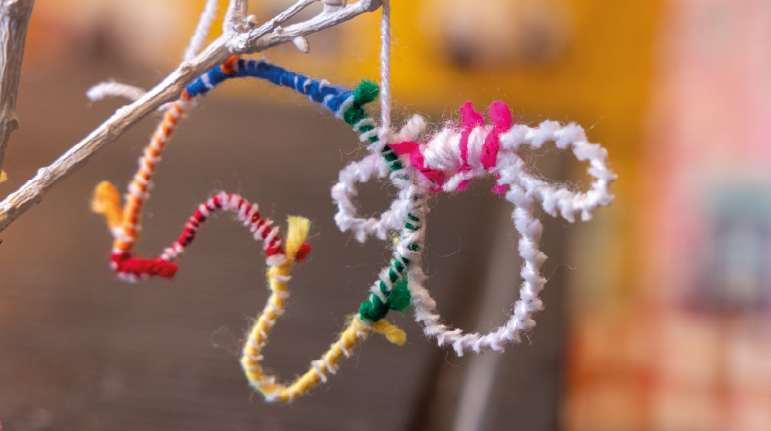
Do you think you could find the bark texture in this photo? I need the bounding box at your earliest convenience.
[0,0,34,174]
[0,0,380,234]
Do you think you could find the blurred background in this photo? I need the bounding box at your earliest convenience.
[0,0,769,430]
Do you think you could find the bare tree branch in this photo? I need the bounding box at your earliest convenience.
[223,0,248,35]
[0,0,34,175]
[0,0,381,234]
[231,0,381,52]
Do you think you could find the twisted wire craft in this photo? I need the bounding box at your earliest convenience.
[223,60,617,356]
[93,56,410,402]
[92,56,243,280]
[92,55,616,401]
[93,189,308,279]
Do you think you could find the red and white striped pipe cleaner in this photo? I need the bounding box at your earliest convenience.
[111,191,309,282]
[111,56,242,257]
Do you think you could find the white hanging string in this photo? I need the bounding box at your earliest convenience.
[378,0,392,143]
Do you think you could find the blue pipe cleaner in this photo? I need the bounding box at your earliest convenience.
[185,59,354,115]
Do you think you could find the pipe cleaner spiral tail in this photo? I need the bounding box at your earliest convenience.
[93,55,243,259]
[111,92,196,255]
[232,63,425,349]
[95,190,299,282]
[356,196,424,324]
[240,215,312,393]
[94,58,388,263]
[243,314,405,403]
[240,215,407,403]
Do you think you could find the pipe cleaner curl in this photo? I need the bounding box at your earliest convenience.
[90,54,615,399]
[375,102,615,355]
[91,57,411,403]
[328,85,616,355]
[92,189,308,281]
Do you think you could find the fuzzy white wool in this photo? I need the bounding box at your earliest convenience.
[394,114,427,143]
[86,82,146,102]
[335,116,615,355]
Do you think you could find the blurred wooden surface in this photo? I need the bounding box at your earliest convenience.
[0,62,570,430]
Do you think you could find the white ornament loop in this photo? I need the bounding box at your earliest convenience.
[497,121,616,222]
[331,114,430,243]
[406,183,547,356]
[331,153,398,242]
[373,113,617,355]
[408,120,615,222]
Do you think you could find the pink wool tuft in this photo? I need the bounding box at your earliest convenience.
[459,102,485,164]
[456,179,471,191]
[482,101,514,193]
[489,101,513,129]
[391,142,445,190]
[389,102,520,195]
[460,101,485,129]
[491,184,507,194]
[454,101,486,191]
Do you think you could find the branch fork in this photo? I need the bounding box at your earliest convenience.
[0,0,382,234]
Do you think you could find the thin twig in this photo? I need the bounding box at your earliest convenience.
[243,0,318,41]
[232,0,381,52]
[223,0,248,35]
[0,0,34,175]
[0,0,380,234]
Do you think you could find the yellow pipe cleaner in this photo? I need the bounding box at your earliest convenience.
[240,216,406,402]
[92,180,123,230]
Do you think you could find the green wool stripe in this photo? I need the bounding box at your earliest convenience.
[358,246,417,322]
[394,259,405,273]
[360,294,389,322]
[388,268,399,283]
[388,280,411,312]
[342,80,419,322]
[383,152,399,162]
[353,80,379,106]
[343,80,379,127]
[359,277,412,322]
[357,242,418,321]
